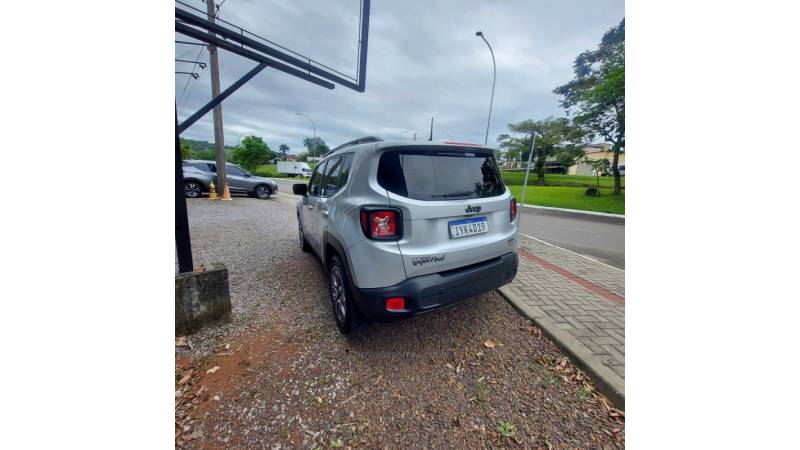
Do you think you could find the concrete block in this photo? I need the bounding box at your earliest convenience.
[175,263,232,335]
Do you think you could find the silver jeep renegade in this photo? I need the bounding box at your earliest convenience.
[293,137,519,334]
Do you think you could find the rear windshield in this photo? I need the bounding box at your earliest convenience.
[377,148,506,200]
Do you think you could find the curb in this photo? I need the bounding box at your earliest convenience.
[498,285,625,410]
[519,203,625,219]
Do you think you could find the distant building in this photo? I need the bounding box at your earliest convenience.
[569,143,625,176]
[283,154,299,162]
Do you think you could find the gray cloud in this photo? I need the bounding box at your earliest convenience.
[176,0,623,152]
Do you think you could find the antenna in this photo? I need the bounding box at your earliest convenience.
[429,117,433,141]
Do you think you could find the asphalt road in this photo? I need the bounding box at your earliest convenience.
[517,207,625,269]
[274,178,625,269]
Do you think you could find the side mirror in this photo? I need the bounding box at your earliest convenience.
[292,184,308,196]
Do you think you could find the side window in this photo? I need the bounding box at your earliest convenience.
[226,164,245,176]
[321,157,343,197]
[336,153,354,191]
[308,161,327,197]
[206,163,217,173]
[321,153,355,197]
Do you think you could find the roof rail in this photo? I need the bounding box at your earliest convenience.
[327,136,383,155]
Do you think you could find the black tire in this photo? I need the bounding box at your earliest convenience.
[298,218,311,252]
[254,184,273,199]
[329,255,354,335]
[184,181,203,198]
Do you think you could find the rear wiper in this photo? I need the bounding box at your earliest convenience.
[431,191,475,198]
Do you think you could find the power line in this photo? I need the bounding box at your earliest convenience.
[177,45,205,108]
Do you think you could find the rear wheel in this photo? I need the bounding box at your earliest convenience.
[255,184,272,199]
[329,255,353,335]
[184,181,203,198]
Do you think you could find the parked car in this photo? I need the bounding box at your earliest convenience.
[182,160,278,199]
[293,137,519,334]
[277,161,313,177]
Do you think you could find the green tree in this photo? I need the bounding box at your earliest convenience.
[231,136,273,171]
[497,117,585,185]
[180,142,190,160]
[303,137,329,158]
[584,157,611,193]
[278,144,290,159]
[554,19,625,194]
[555,146,585,172]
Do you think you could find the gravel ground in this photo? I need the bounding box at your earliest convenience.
[176,196,624,449]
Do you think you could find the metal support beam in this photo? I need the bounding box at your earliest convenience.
[356,0,371,92]
[176,7,362,91]
[175,109,194,273]
[178,62,268,134]
[175,22,335,91]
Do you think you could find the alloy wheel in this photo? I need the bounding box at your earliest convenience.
[330,265,347,324]
[184,182,201,198]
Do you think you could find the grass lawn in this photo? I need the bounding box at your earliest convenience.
[501,171,624,190]
[252,164,279,177]
[501,171,625,214]
[507,185,625,215]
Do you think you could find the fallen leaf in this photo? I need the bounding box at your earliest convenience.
[206,366,220,374]
[484,339,496,349]
[184,430,203,441]
[178,370,193,385]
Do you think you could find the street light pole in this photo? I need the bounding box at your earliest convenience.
[475,31,496,147]
[520,130,537,207]
[296,112,316,157]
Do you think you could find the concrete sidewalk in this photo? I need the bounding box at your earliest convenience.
[500,234,625,408]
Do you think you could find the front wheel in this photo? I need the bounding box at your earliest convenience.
[329,255,354,335]
[298,219,311,252]
[254,185,272,199]
[184,181,203,198]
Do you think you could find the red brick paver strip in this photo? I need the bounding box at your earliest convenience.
[499,234,626,408]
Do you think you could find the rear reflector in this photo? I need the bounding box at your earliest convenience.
[386,297,405,311]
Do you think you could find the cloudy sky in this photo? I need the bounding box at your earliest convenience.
[175,0,623,153]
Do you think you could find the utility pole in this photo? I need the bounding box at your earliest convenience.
[429,117,433,141]
[520,130,537,207]
[206,0,229,200]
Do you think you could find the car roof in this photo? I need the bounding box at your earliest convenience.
[324,139,495,159]
[184,160,237,165]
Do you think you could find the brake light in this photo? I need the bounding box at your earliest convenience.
[510,197,517,222]
[359,207,402,240]
[386,297,405,311]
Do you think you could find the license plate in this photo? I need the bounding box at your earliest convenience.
[448,217,489,239]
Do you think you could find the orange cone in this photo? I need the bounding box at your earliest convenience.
[208,182,218,200]
[221,182,232,201]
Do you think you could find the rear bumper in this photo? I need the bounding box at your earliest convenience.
[350,252,518,322]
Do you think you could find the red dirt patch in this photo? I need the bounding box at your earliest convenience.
[175,329,299,447]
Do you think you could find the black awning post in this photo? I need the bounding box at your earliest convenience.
[175,109,193,273]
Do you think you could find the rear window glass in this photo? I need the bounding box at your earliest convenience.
[377,148,505,200]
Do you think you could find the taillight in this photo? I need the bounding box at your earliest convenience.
[360,207,402,240]
[510,197,517,222]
